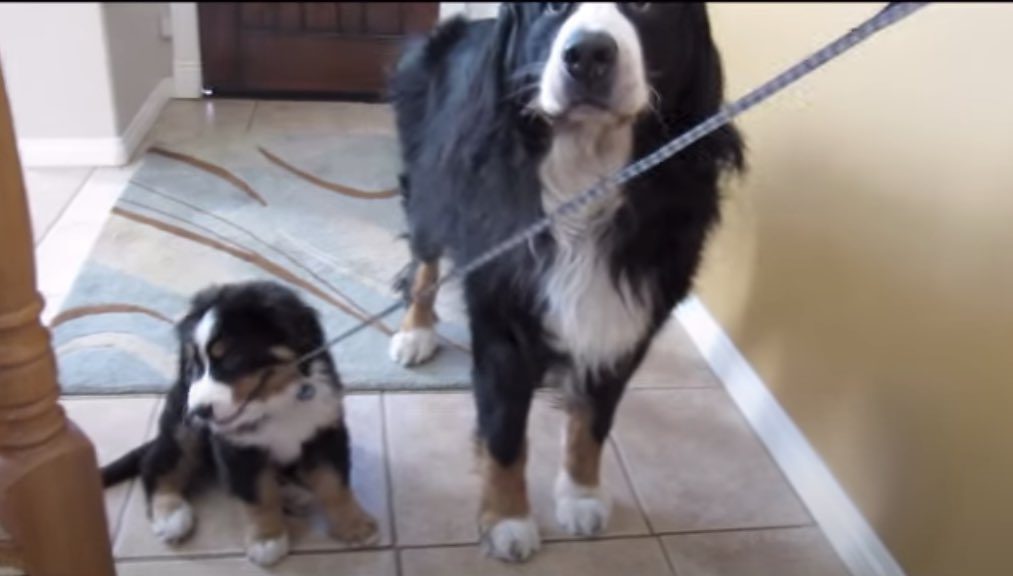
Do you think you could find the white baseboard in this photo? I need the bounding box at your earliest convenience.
[674,295,906,576]
[173,60,203,99]
[17,77,172,167]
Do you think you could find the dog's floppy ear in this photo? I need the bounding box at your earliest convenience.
[448,3,520,164]
[175,284,222,337]
[467,3,519,105]
[491,3,520,89]
[172,284,222,385]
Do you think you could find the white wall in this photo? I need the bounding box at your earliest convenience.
[102,3,173,132]
[0,2,173,166]
[0,3,117,140]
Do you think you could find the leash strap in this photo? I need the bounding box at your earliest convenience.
[222,2,929,419]
[297,2,929,366]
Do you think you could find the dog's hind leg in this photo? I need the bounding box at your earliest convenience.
[300,424,378,546]
[306,464,378,546]
[390,259,441,366]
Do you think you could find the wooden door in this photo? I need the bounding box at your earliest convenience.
[199,3,439,99]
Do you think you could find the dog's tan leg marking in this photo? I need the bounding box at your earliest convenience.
[242,470,289,566]
[149,427,201,544]
[390,260,441,366]
[555,403,612,537]
[564,404,602,487]
[403,260,440,331]
[305,466,379,545]
[478,443,530,524]
[477,442,540,561]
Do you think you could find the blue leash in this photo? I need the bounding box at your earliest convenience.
[294,2,930,366]
[217,2,929,425]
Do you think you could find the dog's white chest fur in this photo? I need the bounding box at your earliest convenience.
[223,365,344,464]
[539,120,652,371]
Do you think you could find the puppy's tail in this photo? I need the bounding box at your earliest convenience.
[101,441,152,487]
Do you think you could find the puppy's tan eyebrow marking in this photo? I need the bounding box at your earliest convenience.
[269,346,297,360]
[209,339,228,359]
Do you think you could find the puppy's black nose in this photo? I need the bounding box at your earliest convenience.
[563,31,618,89]
[189,404,214,422]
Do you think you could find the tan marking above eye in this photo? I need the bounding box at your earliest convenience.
[209,340,228,359]
[269,346,297,361]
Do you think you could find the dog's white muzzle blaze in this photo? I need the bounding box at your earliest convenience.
[538,3,649,119]
[187,374,235,420]
[185,308,238,421]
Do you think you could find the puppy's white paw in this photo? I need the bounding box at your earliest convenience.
[481,516,541,563]
[555,472,612,537]
[151,501,195,544]
[247,533,290,567]
[389,328,439,366]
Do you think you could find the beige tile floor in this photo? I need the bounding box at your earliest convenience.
[60,327,848,576]
[30,100,851,575]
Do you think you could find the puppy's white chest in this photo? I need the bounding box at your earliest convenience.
[229,384,343,465]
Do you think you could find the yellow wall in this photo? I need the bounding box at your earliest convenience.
[704,4,1013,575]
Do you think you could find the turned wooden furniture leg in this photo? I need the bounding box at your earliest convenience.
[0,64,116,575]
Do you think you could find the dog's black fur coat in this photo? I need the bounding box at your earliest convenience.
[390,3,744,471]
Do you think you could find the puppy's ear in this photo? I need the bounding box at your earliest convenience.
[177,340,199,384]
[175,284,223,336]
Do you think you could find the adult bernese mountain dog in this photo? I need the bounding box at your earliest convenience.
[388,2,744,562]
[102,281,377,566]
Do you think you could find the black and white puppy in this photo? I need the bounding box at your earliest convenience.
[102,281,377,566]
[388,3,744,562]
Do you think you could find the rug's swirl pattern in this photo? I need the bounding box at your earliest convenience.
[54,132,473,395]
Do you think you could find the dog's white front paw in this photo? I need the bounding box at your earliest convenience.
[389,328,439,366]
[481,516,541,563]
[555,472,612,537]
[247,533,290,567]
[151,500,195,544]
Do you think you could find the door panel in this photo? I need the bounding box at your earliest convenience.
[199,3,439,98]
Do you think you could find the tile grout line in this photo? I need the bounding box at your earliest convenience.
[113,523,823,565]
[629,384,716,391]
[35,167,95,248]
[378,392,403,576]
[655,535,682,576]
[244,101,260,134]
[608,431,658,535]
[110,397,163,557]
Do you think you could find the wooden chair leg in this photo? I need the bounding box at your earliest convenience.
[0,63,116,575]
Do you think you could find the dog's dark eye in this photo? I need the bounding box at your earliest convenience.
[209,339,228,359]
[542,3,569,15]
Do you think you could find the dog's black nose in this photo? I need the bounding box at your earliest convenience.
[563,31,618,89]
[189,404,214,422]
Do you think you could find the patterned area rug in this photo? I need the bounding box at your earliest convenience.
[53,101,473,395]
